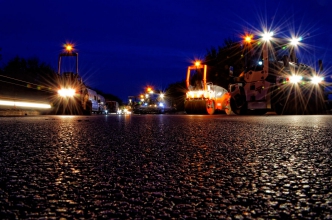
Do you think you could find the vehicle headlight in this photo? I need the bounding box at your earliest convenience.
[187,91,193,98]
[288,75,303,84]
[311,76,324,84]
[58,88,75,97]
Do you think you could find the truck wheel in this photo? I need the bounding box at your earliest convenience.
[224,97,235,115]
[83,101,92,115]
[272,89,289,115]
[274,101,285,115]
[206,100,215,115]
[230,96,247,115]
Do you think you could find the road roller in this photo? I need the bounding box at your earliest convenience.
[184,61,230,115]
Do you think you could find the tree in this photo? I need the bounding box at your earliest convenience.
[3,56,56,85]
[164,80,186,111]
[204,38,245,88]
[0,56,57,100]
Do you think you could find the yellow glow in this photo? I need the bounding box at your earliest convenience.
[195,61,201,67]
[0,100,51,109]
[187,89,215,99]
[65,44,73,52]
[58,88,76,97]
[245,35,253,43]
[147,87,152,92]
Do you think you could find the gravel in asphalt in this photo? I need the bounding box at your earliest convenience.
[0,114,332,219]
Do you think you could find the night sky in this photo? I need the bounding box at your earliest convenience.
[1,0,331,101]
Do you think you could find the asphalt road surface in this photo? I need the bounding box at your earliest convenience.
[0,114,332,219]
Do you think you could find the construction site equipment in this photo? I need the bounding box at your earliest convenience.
[184,62,230,115]
[133,87,167,114]
[54,44,92,115]
[105,101,119,114]
[227,33,329,115]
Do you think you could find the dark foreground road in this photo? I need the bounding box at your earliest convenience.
[0,114,332,219]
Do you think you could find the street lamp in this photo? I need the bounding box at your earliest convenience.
[290,37,302,46]
[262,31,273,41]
[244,35,253,43]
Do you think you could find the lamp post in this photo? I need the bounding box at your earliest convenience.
[261,31,273,74]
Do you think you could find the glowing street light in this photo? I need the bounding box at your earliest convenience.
[262,31,274,41]
[244,35,253,43]
[289,75,303,84]
[290,37,302,46]
[311,76,324,84]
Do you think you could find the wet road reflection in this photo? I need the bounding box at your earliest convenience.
[0,115,331,219]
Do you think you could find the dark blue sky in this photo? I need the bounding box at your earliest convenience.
[1,0,331,101]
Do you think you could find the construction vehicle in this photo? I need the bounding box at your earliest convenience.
[105,101,119,114]
[184,61,230,115]
[86,88,106,114]
[227,32,329,115]
[133,86,167,114]
[54,44,92,115]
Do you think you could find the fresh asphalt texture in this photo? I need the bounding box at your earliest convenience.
[0,114,331,219]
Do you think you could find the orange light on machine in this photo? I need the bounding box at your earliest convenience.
[245,35,253,43]
[146,87,154,93]
[64,43,74,52]
[195,61,201,67]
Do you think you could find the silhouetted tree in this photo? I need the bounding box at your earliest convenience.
[3,56,55,85]
[205,38,245,88]
[0,56,57,100]
[164,80,186,111]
